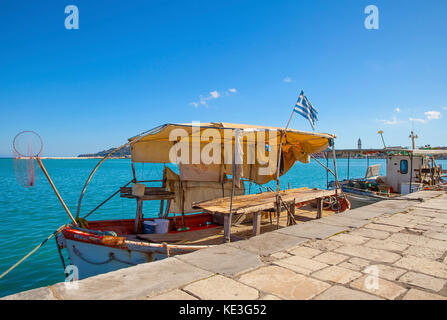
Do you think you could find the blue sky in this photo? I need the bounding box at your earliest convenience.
[0,0,446,156]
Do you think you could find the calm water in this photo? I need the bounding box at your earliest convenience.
[0,156,427,297]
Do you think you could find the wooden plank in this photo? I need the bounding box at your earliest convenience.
[120,193,175,200]
[224,215,230,243]
[120,187,167,193]
[193,188,336,215]
[159,169,167,218]
[134,199,143,234]
[253,211,261,236]
[289,201,296,226]
[316,197,323,219]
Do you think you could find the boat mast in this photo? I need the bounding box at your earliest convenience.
[409,131,418,150]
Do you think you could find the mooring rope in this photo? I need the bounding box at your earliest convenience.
[0,225,67,281]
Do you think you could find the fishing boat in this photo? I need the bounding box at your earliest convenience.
[325,143,447,207]
[46,122,349,279]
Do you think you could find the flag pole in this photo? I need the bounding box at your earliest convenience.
[274,102,296,228]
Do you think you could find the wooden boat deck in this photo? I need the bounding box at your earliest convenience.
[192,188,336,215]
[131,203,337,246]
[191,188,336,240]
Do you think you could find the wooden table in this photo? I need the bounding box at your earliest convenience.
[192,188,337,240]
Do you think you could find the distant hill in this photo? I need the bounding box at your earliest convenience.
[78,146,131,158]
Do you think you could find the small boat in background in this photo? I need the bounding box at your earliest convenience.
[326,144,447,208]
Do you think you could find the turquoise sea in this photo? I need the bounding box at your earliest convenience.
[1,157,440,297]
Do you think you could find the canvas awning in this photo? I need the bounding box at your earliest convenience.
[129,122,335,184]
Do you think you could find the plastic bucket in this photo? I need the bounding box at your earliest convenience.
[143,221,157,234]
[154,219,169,234]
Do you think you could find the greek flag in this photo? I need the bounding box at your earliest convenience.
[293,90,318,130]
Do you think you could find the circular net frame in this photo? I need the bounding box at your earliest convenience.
[13,131,43,188]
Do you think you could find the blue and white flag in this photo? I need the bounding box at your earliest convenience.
[293,90,318,130]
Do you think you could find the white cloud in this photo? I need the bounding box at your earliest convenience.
[409,117,427,124]
[379,117,404,125]
[408,110,442,124]
[190,88,237,107]
[209,90,220,99]
[395,108,401,113]
[425,110,441,120]
[283,77,293,83]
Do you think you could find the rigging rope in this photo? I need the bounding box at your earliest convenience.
[0,225,67,281]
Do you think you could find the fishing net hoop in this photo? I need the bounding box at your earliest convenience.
[13,131,43,188]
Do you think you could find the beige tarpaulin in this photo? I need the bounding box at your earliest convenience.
[130,123,335,184]
[165,167,245,214]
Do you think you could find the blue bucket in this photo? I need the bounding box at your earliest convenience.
[143,221,157,234]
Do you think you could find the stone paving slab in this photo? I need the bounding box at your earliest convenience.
[228,232,308,256]
[363,239,409,252]
[2,287,57,300]
[276,220,348,239]
[366,264,407,281]
[349,228,391,240]
[303,239,344,251]
[273,255,329,275]
[175,244,263,277]
[350,275,407,300]
[364,223,404,233]
[403,245,445,260]
[388,233,447,251]
[424,231,447,242]
[52,257,213,300]
[288,246,322,258]
[329,233,370,245]
[394,256,447,279]
[259,294,282,300]
[314,285,383,300]
[313,252,349,265]
[312,266,362,284]
[413,201,447,212]
[402,288,447,300]
[147,289,198,300]
[183,275,259,300]
[409,209,447,218]
[399,272,447,292]
[313,215,369,228]
[342,207,391,220]
[334,245,402,263]
[238,265,330,300]
[400,191,445,201]
[367,199,415,211]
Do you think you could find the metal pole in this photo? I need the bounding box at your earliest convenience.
[326,153,329,190]
[409,153,414,193]
[227,131,238,243]
[331,143,340,197]
[274,108,295,226]
[347,153,350,180]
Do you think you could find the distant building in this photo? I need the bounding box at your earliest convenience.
[357,138,362,150]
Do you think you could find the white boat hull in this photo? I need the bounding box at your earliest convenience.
[62,238,165,279]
